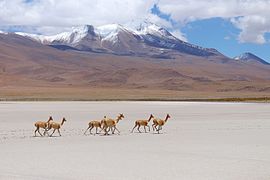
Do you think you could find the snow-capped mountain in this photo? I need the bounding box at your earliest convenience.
[14,23,220,57]
[137,23,216,56]
[16,25,98,45]
[9,24,270,63]
[1,26,270,97]
[234,53,269,65]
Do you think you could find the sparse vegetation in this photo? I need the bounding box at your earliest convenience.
[0,86,270,102]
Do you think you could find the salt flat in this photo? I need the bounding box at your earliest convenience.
[0,101,270,180]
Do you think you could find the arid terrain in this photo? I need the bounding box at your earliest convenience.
[1,2,270,180]
[0,31,270,100]
[0,101,270,180]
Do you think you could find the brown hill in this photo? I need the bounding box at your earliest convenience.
[0,33,270,100]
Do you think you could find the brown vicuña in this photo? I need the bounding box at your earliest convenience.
[34,116,53,137]
[131,114,154,133]
[84,116,106,135]
[152,114,171,134]
[48,117,67,137]
[103,114,124,135]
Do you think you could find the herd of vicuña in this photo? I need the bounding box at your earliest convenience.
[34,114,171,137]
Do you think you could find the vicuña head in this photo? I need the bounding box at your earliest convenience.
[119,113,124,118]
[163,114,171,123]
[61,117,67,124]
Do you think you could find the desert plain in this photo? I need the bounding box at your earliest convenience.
[0,101,270,180]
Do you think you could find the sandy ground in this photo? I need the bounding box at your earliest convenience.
[0,101,270,180]
[1,86,270,101]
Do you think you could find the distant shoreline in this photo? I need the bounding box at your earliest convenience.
[0,97,269,102]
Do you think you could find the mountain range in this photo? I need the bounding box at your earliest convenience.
[16,23,220,57]
[0,23,270,100]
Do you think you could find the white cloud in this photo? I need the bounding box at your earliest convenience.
[171,30,187,42]
[0,0,156,34]
[0,0,270,43]
[157,0,270,44]
[231,15,270,44]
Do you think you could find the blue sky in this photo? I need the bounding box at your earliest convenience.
[151,4,270,61]
[1,0,269,62]
[183,18,270,60]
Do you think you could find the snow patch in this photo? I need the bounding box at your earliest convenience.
[0,30,8,35]
[15,25,92,44]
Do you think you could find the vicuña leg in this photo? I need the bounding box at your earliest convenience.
[50,129,56,136]
[58,129,61,136]
[157,126,162,134]
[34,128,42,137]
[37,128,43,136]
[89,126,94,134]
[43,129,49,136]
[154,125,158,131]
[147,125,150,132]
[131,124,137,133]
[152,124,156,131]
[113,126,120,134]
[84,126,90,135]
[104,127,108,135]
[137,125,141,133]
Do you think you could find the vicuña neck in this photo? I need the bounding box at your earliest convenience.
[148,115,153,122]
[165,115,169,122]
[116,116,122,123]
